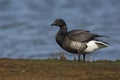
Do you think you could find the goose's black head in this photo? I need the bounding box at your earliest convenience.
[51,19,66,27]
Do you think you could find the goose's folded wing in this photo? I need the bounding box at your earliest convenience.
[66,30,97,42]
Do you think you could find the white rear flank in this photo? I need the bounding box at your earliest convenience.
[84,40,109,53]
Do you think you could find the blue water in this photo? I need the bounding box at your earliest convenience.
[0,0,120,61]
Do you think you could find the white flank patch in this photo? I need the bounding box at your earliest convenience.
[70,41,82,50]
[84,40,109,53]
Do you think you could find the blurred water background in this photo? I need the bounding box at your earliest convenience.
[0,0,120,61]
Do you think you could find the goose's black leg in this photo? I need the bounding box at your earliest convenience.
[83,53,86,62]
[78,54,81,62]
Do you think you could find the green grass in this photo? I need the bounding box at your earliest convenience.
[0,58,120,80]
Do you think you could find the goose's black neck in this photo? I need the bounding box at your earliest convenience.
[59,25,67,34]
[56,25,67,47]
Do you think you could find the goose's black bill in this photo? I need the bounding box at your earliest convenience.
[51,23,56,26]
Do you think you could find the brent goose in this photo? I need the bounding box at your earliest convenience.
[51,19,109,62]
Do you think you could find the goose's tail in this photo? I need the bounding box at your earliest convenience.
[94,34,110,38]
[95,40,109,49]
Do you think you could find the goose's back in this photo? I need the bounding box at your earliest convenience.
[66,29,94,42]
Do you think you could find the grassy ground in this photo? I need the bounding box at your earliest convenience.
[0,58,120,80]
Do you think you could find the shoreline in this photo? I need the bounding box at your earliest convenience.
[0,58,120,80]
